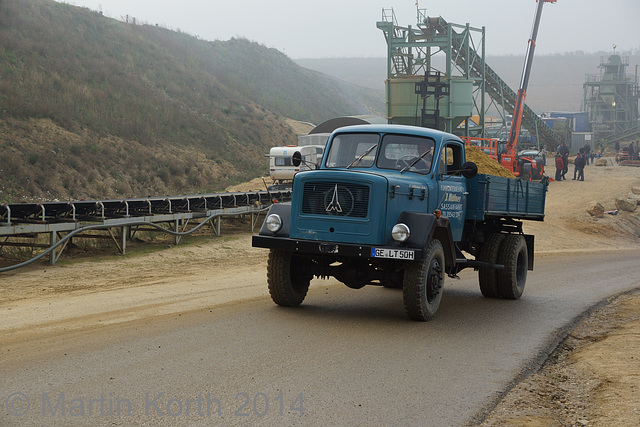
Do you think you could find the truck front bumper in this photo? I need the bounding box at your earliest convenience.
[252,235,422,261]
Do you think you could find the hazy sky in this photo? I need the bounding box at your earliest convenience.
[61,0,639,58]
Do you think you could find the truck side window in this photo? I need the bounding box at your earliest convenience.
[440,143,463,176]
[439,146,449,175]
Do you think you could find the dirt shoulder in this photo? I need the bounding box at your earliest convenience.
[481,157,640,426]
[482,290,640,426]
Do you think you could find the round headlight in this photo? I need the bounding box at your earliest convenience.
[391,223,410,242]
[265,214,283,233]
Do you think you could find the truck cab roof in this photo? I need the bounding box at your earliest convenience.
[330,124,463,144]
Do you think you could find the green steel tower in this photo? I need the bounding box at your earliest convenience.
[376,8,486,136]
[376,6,564,148]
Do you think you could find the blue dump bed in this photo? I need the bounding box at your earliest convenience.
[465,174,547,221]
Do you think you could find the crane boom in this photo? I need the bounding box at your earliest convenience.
[506,0,556,151]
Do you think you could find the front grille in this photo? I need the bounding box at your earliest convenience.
[301,182,370,218]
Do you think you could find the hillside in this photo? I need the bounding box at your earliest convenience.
[0,0,384,202]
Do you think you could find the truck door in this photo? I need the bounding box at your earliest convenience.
[436,141,467,242]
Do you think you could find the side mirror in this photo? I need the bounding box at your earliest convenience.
[461,161,478,179]
[292,151,302,167]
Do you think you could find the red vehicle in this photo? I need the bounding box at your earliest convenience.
[461,137,545,180]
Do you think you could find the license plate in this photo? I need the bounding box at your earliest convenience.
[371,248,415,260]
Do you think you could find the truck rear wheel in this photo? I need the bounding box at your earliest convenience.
[532,165,542,180]
[402,240,445,321]
[497,234,528,299]
[267,250,312,307]
[520,162,532,181]
[478,233,505,298]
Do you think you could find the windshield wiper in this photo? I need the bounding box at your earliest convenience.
[346,144,378,169]
[400,148,433,173]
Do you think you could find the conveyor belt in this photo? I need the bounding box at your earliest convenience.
[1,190,290,225]
[0,189,291,269]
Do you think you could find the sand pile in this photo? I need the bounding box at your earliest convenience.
[464,146,516,178]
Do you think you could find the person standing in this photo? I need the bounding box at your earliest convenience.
[572,151,581,180]
[629,142,636,161]
[584,143,591,165]
[577,152,586,181]
[555,153,564,181]
[559,143,569,180]
[540,145,547,166]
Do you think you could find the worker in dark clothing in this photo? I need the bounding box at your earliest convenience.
[558,143,569,180]
[555,153,564,181]
[572,151,581,180]
[577,152,585,181]
[584,143,591,165]
[629,142,636,161]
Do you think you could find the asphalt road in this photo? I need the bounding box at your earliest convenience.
[1,250,639,426]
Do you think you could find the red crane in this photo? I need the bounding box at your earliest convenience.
[463,1,556,179]
[503,0,556,179]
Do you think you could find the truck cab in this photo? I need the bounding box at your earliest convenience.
[291,125,467,246]
[253,124,546,321]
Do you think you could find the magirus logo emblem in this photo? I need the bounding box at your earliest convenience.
[325,184,342,213]
[324,184,354,216]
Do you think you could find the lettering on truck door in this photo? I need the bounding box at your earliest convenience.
[437,141,467,242]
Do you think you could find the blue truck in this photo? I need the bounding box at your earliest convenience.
[252,124,547,321]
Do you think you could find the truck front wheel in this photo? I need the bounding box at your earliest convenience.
[267,250,313,307]
[402,240,445,321]
[497,234,528,299]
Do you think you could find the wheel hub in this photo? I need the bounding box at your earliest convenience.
[427,261,443,301]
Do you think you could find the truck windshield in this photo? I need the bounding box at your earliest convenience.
[376,134,435,174]
[324,132,435,174]
[325,133,380,168]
